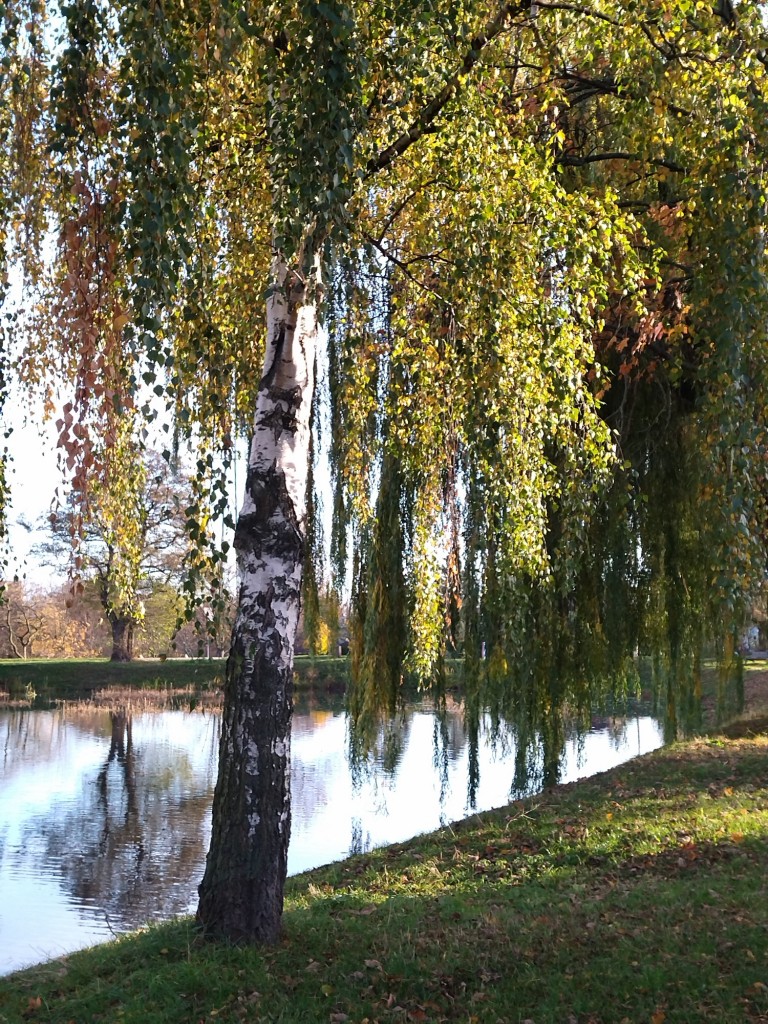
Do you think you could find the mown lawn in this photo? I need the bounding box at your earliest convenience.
[1,712,767,1023]
[0,654,349,702]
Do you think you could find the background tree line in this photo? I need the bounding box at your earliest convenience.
[0,576,344,661]
[0,578,231,659]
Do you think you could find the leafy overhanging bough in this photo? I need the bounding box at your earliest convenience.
[1,0,767,941]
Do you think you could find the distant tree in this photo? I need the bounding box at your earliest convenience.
[133,582,183,658]
[0,581,44,659]
[44,450,196,661]
[296,586,344,656]
[33,582,110,658]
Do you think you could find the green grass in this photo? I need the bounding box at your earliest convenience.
[0,655,349,703]
[2,717,767,1024]
[5,653,761,710]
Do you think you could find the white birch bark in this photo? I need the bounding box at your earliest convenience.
[236,256,316,664]
[197,254,318,943]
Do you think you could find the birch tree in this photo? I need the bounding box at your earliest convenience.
[2,0,768,944]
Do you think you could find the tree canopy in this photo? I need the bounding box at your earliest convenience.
[2,0,768,940]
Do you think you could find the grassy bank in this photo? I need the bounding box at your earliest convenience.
[3,653,764,709]
[0,655,349,703]
[2,712,767,1023]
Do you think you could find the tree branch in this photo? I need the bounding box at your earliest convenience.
[364,233,457,312]
[366,0,530,178]
[558,151,687,174]
[533,1,622,27]
[560,70,692,118]
[375,178,441,242]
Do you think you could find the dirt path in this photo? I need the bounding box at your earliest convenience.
[743,666,768,712]
[709,663,768,737]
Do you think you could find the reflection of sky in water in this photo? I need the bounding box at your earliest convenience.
[0,702,663,975]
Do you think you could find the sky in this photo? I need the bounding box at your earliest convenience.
[3,390,63,585]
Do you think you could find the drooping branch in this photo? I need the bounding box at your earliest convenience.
[363,232,457,312]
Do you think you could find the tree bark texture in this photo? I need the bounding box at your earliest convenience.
[109,615,134,662]
[196,258,317,943]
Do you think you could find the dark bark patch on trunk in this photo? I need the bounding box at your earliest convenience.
[234,464,303,563]
[198,461,303,945]
[196,628,294,944]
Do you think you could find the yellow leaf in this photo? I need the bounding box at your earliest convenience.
[606,812,613,820]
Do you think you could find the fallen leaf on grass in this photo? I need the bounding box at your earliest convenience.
[365,959,383,971]
[651,1011,666,1024]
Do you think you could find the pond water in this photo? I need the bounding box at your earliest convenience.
[0,691,664,975]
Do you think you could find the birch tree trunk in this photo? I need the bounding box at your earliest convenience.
[196,256,318,943]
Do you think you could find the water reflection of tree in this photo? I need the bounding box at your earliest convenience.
[349,818,371,857]
[0,708,70,780]
[19,711,218,931]
[349,707,413,786]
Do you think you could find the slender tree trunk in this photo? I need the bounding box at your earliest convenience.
[110,616,134,662]
[196,256,318,944]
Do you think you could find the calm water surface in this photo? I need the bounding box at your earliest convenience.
[0,694,663,974]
